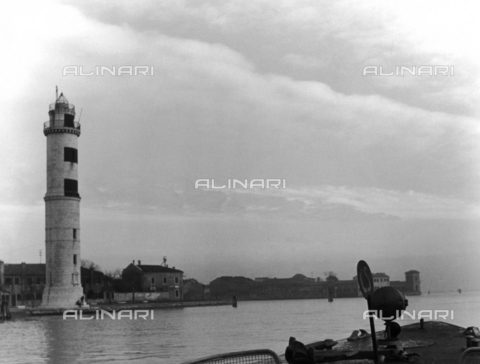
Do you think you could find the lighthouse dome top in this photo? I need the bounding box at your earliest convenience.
[49,92,75,113]
[56,93,69,104]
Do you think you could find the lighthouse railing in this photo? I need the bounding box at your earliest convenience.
[44,121,81,131]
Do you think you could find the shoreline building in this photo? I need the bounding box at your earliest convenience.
[391,270,421,295]
[209,270,421,300]
[41,93,85,308]
[122,261,184,301]
[0,262,113,307]
[2,262,45,307]
[372,272,390,290]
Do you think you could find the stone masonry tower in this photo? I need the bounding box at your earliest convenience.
[42,93,85,308]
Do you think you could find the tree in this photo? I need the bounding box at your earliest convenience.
[81,259,100,271]
[104,268,122,279]
[324,271,338,282]
[326,275,339,282]
[122,268,144,302]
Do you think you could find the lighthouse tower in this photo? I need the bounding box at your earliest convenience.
[42,93,85,308]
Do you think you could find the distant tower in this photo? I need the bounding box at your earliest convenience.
[42,93,85,308]
[405,270,421,294]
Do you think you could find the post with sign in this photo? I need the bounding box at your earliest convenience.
[357,260,379,364]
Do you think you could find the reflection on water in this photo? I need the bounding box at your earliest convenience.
[1,291,479,364]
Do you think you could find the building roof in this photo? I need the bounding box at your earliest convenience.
[291,274,314,281]
[372,273,389,278]
[137,265,183,274]
[4,263,45,276]
[211,276,255,283]
[405,270,420,274]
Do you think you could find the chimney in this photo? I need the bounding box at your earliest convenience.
[138,260,141,265]
[132,260,135,264]
[172,266,175,270]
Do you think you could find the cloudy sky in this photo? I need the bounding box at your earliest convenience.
[1,0,479,291]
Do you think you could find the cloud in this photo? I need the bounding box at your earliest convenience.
[82,182,479,221]
[282,54,328,70]
[66,0,480,117]
[1,0,480,289]
[3,3,478,208]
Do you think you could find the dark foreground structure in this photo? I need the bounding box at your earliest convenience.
[182,321,477,363]
[183,262,469,364]
[282,321,474,364]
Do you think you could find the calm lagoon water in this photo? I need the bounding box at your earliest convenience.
[2,291,479,364]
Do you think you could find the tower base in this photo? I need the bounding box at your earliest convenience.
[41,286,88,309]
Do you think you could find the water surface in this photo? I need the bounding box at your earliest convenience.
[2,291,479,364]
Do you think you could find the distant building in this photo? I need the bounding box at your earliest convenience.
[213,274,328,300]
[81,267,114,300]
[391,270,421,295]
[255,274,315,284]
[0,260,7,302]
[2,262,46,307]
[352,272,391,296]
[1,262,116,306]
[210,269,421,301]
[405,270,421,292]
[331,279,360,298]
[372,273,390,290]
[122,261,184,300]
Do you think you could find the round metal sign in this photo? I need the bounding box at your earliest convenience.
[357,260,374,299]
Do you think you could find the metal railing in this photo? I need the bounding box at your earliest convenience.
[459,347,480,363]
[44,121,81,131]
[181,349,282,364]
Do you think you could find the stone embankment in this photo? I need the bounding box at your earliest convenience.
[96,300,232,311]
[26,300,232,316]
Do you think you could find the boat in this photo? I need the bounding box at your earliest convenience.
[182,261,480,363]
[183,321,479,363]
[285,320,480,363]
